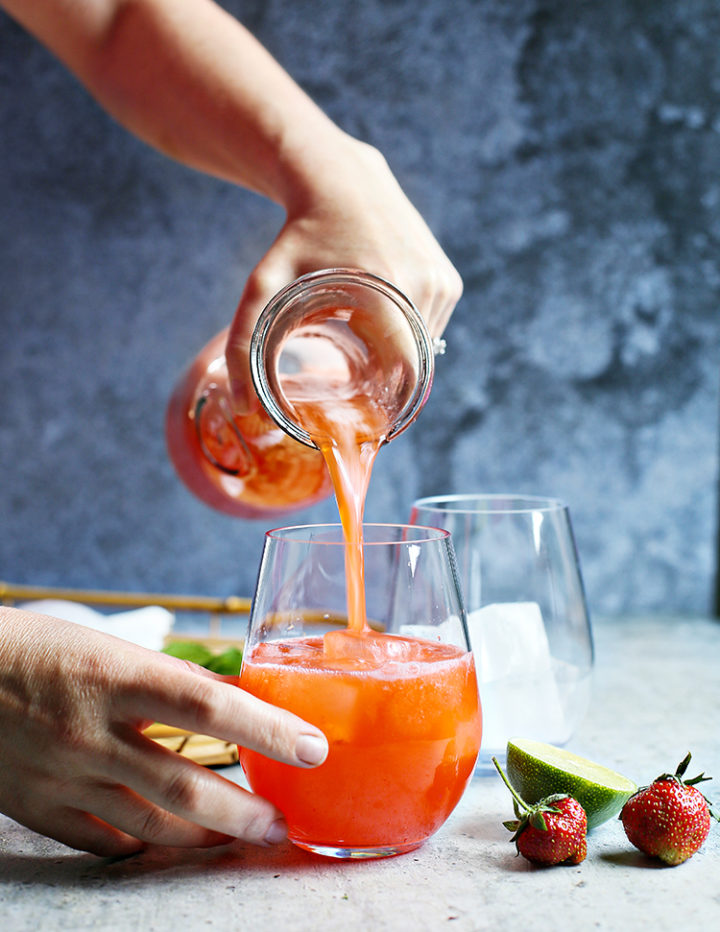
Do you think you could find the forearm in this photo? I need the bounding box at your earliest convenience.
[0,0,346,209]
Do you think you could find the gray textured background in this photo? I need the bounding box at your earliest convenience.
[1,0,718,618]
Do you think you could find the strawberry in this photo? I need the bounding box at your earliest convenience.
[621,752,720,866]
[493,757,587,865]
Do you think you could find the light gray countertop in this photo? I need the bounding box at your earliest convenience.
[2,615,719,931]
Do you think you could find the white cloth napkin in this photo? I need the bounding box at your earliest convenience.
[19,599,175,652]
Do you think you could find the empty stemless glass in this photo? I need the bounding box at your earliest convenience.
[409,495,594,769]
[238,523,482,859]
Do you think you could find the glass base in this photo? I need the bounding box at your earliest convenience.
[291,839,424,860]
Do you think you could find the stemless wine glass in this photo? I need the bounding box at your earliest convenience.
[238,524,482,859]
[409,495,594,769]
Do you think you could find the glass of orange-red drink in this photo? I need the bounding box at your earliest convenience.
[238,523,482,860]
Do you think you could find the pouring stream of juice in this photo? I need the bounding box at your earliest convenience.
[289,392,389,637]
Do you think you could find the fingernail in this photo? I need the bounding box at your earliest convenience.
[264,818,287,845]
[295,733,328,766]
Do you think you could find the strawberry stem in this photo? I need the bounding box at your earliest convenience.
[657,752,713,787]
[675,752,691,779]
[492,756,531,813]
[656,753,719,821]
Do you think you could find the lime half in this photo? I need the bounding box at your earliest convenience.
[505,738,637,830]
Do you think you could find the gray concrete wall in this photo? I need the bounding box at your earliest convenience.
[1,0,718,617]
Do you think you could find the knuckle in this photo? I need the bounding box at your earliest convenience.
[244,266,280,305]
[182,678,218,734]
[54,718,94,758]
[239,694,296,760]
[420,266,439,296]
[138,804,173,842]
[162,767,205,815]
[449,267,464,301]
[254,706,293,756]
[236,798,277,845]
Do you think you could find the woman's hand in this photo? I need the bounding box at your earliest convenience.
[0,607,327,857]
[226,135,463,410]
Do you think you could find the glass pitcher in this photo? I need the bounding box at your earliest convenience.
[165,269,436,519]
[166,325,333,519]
[249,268,435,448]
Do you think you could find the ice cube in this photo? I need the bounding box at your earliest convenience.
[323,629,418,664]
[467,602,567,754]
[398,615,464,645]
[468,602,551,681]
[320,675,365,743]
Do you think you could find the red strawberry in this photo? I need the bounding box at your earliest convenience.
[493,757,587,866]
[621,752,719,866]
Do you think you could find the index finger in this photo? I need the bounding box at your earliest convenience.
[123,658,328,768]
[226,263,295,413]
